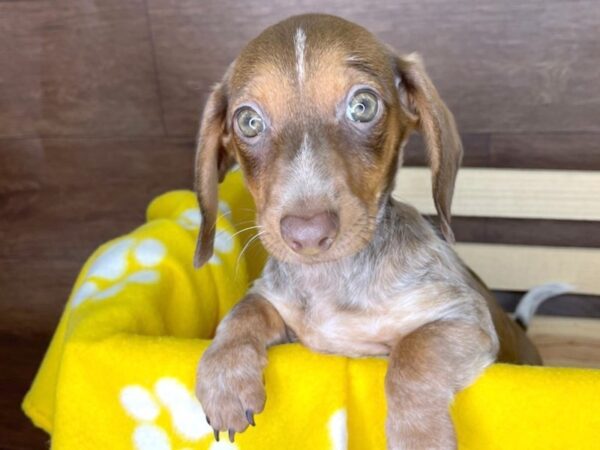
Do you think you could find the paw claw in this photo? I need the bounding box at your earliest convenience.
[246,409,256,426]
[197,343,266,439]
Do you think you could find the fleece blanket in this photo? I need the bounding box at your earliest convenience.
[23,171,600,450]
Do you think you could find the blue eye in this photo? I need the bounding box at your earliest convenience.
[346,90,378,122]
[237,108,265,137]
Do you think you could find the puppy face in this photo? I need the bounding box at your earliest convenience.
[226,16,411,264]
[194,14,462,268]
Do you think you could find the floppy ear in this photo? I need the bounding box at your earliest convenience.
[194,77,236,268]
[395,53,463,243]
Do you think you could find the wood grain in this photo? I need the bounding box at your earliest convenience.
[0,334,50,449]
[494,291,600,319]
[394,167,600,221]
[529,316,600,368]
[404,133,600,171]
[146,0,600,136]
[489,133,600,171]
[0,0,164,138]
[455,243,600,295]
[448,217,600,248]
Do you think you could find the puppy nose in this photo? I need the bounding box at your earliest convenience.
[280,211,339,256]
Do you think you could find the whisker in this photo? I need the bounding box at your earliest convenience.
[234,207,258,214]
[232,219,259,227]
[227,225,264,241]
[213,221,259,240]
[215,210,233,221]
[235,231,266,279]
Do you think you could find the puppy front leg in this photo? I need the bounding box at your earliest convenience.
[196,294,289,441]
[385,320,497,450]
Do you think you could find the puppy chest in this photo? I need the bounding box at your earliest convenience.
[274,296,410,357]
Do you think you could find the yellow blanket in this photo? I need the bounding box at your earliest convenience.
[23,172,600,450]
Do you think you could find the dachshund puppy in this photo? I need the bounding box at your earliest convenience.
[193,14,542,449]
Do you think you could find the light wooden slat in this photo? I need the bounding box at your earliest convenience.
[393,168,600,221]
[529,316,600,368]
[454,243,600,296]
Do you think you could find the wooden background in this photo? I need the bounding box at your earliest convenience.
[1,1,599,448]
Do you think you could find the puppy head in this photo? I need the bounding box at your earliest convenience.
[194,14,462,267]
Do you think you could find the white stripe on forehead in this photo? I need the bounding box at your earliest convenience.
[295,134,315,178]
[294,27,307,85]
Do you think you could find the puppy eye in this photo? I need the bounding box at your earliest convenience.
[236,107,265,138]
[346,90,378,123]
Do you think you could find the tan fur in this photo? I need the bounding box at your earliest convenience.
[193,14,541,448]
[197,294,288,436]
[385,321,496,450]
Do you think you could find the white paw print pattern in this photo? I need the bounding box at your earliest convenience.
[176,202,234,266]
[120,377,237,450]
[120,378,346,450]
[71,237,166,308]
[328,409,348,450]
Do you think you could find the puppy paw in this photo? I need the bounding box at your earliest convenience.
[196,340,267,442]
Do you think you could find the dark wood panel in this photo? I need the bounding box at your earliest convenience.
[0,258,80,338]
[446,217,600,248]
[0,334,50,449]
[404,133,600,170]
[0,139,44,219]
[489,133,600,171]
[495,291,600,319]
[147,0,600,136]
[0,137,193,215]
[0,0,164,138]
[0,138,194,335]
[404,133,491,167]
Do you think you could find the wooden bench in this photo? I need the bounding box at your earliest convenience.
[393,165,600,367]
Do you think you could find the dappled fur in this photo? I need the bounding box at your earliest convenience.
[193,14,541,449]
